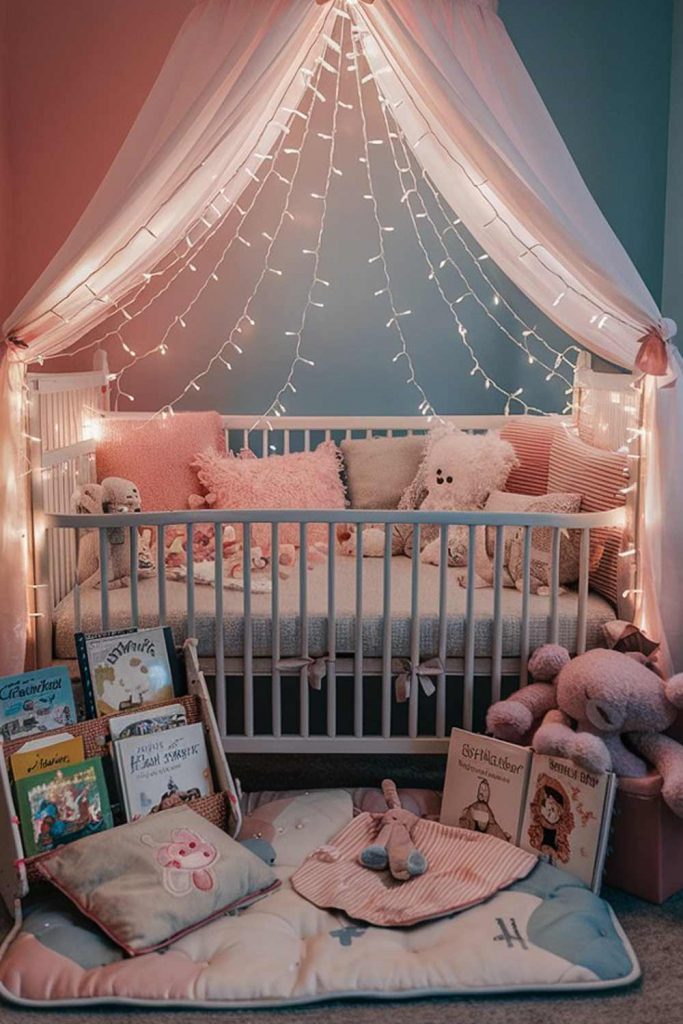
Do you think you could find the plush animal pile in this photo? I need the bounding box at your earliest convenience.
[487,644,683,818]
[71,477,146,588]
[339,426,518,566]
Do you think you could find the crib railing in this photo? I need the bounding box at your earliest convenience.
[45,505,624,754]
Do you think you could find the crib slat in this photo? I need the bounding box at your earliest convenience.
[519,526,532,686]
[354,525,364,738]
[242,429,249,451]
[73,529,82,633]
[492,524,504,705]
[271,524,282,738]
[304,430,311,452]
[129,526,139,628]
[436,524,448,737]
[243,528,254,738]
[381,524,393,738]
[98,528,110,631]
[299,522,309,738]
[284,431,290,455]
[186,523,195,639]
[327,523,337,738]
[463,525,476,731]
[262,429,269,459]
[576,527,590,655]
[214,524,226,737]
[157,525,166,625]
[409,524,421,739]
[549,527,561,644]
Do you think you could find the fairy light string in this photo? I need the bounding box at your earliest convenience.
[348,20,440,422]
[16,9,339,343]
[257,7,349,428]
[365,63,571,400]
[347,0,645,340]
[139,8,345,421]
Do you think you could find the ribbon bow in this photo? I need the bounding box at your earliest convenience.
[276,656,330,690]
[391,658,444,703]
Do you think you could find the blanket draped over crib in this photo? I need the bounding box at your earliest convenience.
[0,788,639,1009]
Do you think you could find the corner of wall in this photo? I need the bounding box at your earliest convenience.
[663,0,683,337]
[0,0,12,326]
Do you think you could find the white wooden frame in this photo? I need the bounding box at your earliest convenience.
[26,361,641,756]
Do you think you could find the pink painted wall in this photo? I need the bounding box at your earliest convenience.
[0,0,11,322]
[2,0,193,321]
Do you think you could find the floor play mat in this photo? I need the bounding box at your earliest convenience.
[0,788,640,1009]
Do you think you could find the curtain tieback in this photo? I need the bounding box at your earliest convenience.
[635,319,677,376]
[391,657,444,703]
[276,656,330,690]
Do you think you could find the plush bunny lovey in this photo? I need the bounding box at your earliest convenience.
[339,426,518,566]
[359,779,428,881]
[487,644,683,818]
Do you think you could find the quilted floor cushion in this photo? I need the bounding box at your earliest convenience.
[0,788,639,1009]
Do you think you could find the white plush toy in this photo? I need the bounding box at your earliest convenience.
[340,427,518,566]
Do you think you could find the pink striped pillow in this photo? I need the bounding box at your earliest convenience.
[548,430,628,605]
[500,418,562,496]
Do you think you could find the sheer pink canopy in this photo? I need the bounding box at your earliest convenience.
[2,0,680,672]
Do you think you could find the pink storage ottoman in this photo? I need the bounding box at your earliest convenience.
[604,772,683,903]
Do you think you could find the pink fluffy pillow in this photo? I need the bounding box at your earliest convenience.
[96,412,225,511]
[192,442,346,550]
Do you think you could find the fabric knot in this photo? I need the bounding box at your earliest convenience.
[391,657,444,702]
[276,655,330,690]
[635,327,670,376]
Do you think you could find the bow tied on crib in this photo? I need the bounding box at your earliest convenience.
[391,658,444,703]
[276,656,331,690]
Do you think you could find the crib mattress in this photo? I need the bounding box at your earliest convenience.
[0,788,639,1009]
[53,556,616,660]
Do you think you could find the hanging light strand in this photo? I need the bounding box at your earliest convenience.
[370,75,573,392]
[256,11,349,428]
[347,2,645,340]
[117,51,334,415]
[349,23,441,422]
[353,38,543,417]
[17,8,340,345]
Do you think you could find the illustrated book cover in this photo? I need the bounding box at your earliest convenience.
[75,626,182,718]
[113,721,213,821]
[0,667,76,741]
[109,702,187,741]
[11,734,85,783]
[441,728,616,891]
[15,757,113,857]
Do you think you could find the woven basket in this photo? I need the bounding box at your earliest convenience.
[3,694,234,883]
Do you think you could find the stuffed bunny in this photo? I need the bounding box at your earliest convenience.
[487,644,683,818]
[359,779,427,881]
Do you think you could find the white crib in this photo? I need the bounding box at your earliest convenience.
[25,359,642,755]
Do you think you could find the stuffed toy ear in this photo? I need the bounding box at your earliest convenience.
[665,673,683,709]
[528,644,571,682]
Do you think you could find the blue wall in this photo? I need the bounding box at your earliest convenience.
[104,0,674,418]
[664,0,683,332]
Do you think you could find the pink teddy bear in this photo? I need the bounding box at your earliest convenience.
[145,827,218,896]
[486,644,683,818]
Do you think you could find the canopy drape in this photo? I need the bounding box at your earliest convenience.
[2,0,680,673]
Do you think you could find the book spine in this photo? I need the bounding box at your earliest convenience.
[514,754,534,847]
[592,772,618,894]
[163,627,185,697]
[75,634,97,720]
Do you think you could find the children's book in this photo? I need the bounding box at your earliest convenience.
[0,667,76,741]
[15,757,113,857]
[10,734,85,782]
[113,722,213,822]
[75,627,183,718]
[109,703,187,741]
[441,728,617,892]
